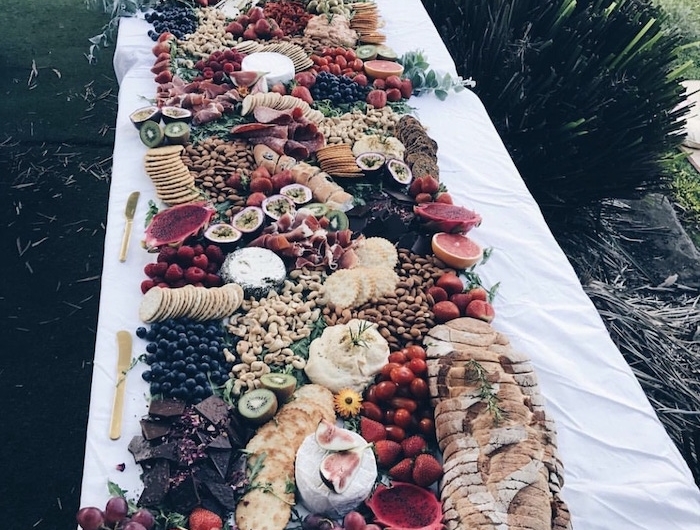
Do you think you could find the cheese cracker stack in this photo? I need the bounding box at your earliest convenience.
[315,144,363,178]
[235,384,335,530]
[144,145,200,206]
[348,2,386,44]
[138,283,244,323]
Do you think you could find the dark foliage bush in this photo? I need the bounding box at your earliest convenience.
[422,0,690,217]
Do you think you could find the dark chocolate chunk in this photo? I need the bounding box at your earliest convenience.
[148,398,186,418]
[167,473,200,514]
[128,435,178,463]
[209,449,231,479]
[205,481,238,511]
[194,395,230,425]
[207,435,232,450]
[138,459,170,507]
[140,418,172,440]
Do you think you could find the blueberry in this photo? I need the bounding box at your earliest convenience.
[188,335,200,346]
[176,372,187,383]
[145,353,157,365]
[150,382,161,395]
[161,381,172,393]
[185,363,198,376]
[146,342,158,354]
[184,345,196,355]
[172,359,186,371]
[193,385,206,398]
[142,370,152,382]
[167,342,178,353]
[156,348,168,361]
[185,378,196,389]
[210,360,220,371]
[136,326,148,339]
[198,362,210,373]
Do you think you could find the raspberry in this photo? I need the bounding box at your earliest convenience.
[184,266,206,284]
[157,246,178,263]
[204,273,223,288]
[176,245,196,265]
[141,279,155,294]
[164,263,184,282]
[205,244,225,264]
[192,253,209,270]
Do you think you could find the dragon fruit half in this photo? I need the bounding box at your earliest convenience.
[365,482,443,530]
[414,202,482,234]
[144,201,216,250]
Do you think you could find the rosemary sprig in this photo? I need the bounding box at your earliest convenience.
[465,359,504,424]
[348,320,374,348]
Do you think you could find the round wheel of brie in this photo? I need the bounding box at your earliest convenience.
[295,430,377,518]
[241,52,295,86]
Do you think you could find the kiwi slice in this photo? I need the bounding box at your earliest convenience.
[375,44,398,61]
[356,44,378,61]
[325,209,349,231]
[237,388,278,424]
[164,121,191,145]
[303,202,330,217]
[139,120,164,148]
[259,373,297,403]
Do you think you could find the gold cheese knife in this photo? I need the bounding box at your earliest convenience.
[109,330,132,440]
[118,191,140,262]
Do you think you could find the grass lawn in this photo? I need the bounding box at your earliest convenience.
[655,0,700,244]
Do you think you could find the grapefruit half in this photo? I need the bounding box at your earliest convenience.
[431,232,483,269]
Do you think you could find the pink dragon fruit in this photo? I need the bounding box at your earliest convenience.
[414,202,482,234]
[144,202,215,250]
[365,482,444,530]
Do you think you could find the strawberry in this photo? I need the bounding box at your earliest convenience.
[374,439,403,468]
[189,507,222,530]
[388,457,414,482]
[164,263,184,282]
[465,299,495,323]
[414,192,433,204]
[176,245,195,265]
[411,453,443,487]
[360,416,387,443]
[401,435,427,458]
[408,177,423,197]
[420,175,440,195]
[184,266,207,284]
[466,286,488,302]
[204,245,225,264]
[435,192,453,204]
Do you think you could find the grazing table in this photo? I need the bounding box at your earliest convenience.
[80,0,700,528]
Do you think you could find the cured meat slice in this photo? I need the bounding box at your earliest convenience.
[424,317,572,530]
[253,106,295,125]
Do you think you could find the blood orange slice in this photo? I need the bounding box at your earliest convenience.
[431,232,483,269]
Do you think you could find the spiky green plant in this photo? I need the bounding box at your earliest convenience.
[422,0,690,219]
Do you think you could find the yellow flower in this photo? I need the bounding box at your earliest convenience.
[334,388,363,418]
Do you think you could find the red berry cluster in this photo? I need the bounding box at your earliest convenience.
[225,6,285,41]
[193,48,246,83]
[427,272,495,324]
[141,243,225,293]
[309,47,365,79]
[408,174,453,205]
[360,344,435,441]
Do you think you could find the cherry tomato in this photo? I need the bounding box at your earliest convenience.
[385,425,406,442]
[345,49,357,61]
[380,362,402,379]
[389,397,418,413]
[418,417,435,437]
[408,358,427,375]
[409,377,429,399]
[335,55,347,69]
[374,380,398,401]
[334,46,346,57]
[388,351,407,364]
[319,64,330,73]
[310,54,322,65]
[393,408,413,429]
[317,57,329,67]
[329,63,342,76]
[405,345,427,360]
[390,365,415,386]
[361,401,383,422]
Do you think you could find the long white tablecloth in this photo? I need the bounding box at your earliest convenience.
[81,1,700,528]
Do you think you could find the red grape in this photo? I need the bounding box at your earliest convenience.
[76,507,105,530]
[122,522,147,530]
[343,510,366,530]
[104,496,129,525]
[130,509,156,530]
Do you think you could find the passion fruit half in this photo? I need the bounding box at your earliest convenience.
[161,106,193,124]
[280,183,312,204]
[355,152,386,176]
[385,158,413,188]
[232,206,265,234]
[262,194,296,220]
[130,105,162,129]
[204,223,242,245]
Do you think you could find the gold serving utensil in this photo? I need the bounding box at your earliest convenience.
[118,191,140,262]
[109,330,132,440]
